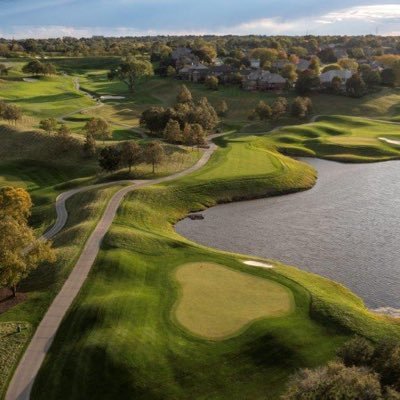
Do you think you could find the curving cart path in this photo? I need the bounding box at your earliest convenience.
[6,135,223,400]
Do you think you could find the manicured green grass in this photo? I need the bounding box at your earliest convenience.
[31,129,400,400]
[270,115,400,162]
[0,323,31,397]
[0,75,94,119]
[173,262,294,340]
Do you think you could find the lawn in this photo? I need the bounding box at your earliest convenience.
[30,130,400,400]
[269,115,400,162]
[173,262,294,340]
[3,57,400,399]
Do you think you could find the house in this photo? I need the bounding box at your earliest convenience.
[172,47,199,67]
[273,59,290,70]
[250,59,261,69]
[296,59,311,72]
[333,47,349,60]
[178,63,210,82]
[320,69,352,88]
[208,65,234,83]
[243,69,286,91]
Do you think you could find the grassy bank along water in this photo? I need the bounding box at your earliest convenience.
[31,132,400,400]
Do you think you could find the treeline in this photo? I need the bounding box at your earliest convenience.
[0,35,399,58]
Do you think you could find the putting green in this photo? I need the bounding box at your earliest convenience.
[173,262,294,340]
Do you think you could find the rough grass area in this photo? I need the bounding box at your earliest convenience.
[270,115,400,162]
[0,322,31,398]
[173,262,294,340]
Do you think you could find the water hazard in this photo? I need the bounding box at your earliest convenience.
[176,158,400,309]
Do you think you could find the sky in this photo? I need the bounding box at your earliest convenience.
[0,0,400,39]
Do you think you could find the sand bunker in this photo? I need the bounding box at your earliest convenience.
[379,137,400,146]
[100,95,126,100]
[243,260,274,269]
[372,307,400,318]
[23,78,38,83]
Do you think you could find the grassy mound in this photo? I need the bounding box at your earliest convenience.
[270,116,400,162]
[173,262,294,340]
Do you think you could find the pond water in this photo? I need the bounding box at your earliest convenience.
[176,158,400,310]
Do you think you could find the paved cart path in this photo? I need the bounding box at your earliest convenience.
[6,134,223,400]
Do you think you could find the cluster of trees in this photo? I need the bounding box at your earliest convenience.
[140,85,219,144]
[0,63,11,76]
[0,101,22,124]
[22,60,57,76]
[282,336,400,400]
[98,141,164,174]
[39,118,79,152]
[0,187,55,297]
[249,96,312,121]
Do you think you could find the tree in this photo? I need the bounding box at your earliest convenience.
[0,63,10,76]
[372,339,400,391]
[346,74,367,98]
[99,146,121,172]
[337,336,375,368]
[363,70,381,88]
[295,70,320,95]
[291,97,312,118]
[215,100,229,117]
[182,123,193,146]
[108,57,153,93]
[381,69,396,87]
[190,123,206,149]
[140,106,169,134]
[39,118,58,134]
[176,84,193,104]
[255,101,272,120]
[282,362,384,400]
[205,75,219,90]
[164,119,182,143]
[3,104,22,125]
[84,118,111,143]
[281,64,297,83]
[57,123,74,152]
[271,97,288,120]
[22,60,56,76]
[82,133,97,158]
[331,76,343,94]
[166,66,176,77]
[144,141,164,173]
[338,58,359,73]
[0,187,55,296]
[120,141,141,173]
[309,56,321,75]
[191,97,219,131]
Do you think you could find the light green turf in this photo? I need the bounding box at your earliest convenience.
[173,262,294,340]
[0,75,94,119]
[270,115,400,162]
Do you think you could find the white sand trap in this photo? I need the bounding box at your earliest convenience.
[100,95,126,100]
[379,137,400,146]
[243,260,274,269]
[372,307,400,318]
[23,78,38,83]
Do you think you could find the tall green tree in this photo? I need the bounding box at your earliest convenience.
[108,57,153,93]
[120,141,141,173]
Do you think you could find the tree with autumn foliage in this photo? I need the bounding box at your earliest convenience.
[0,187,55,297]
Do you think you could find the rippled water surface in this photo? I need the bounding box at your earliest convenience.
[176,158,400,308]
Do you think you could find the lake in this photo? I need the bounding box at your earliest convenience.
[176,158,400,310]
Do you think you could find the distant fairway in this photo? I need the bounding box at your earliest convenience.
[173,262,294,340]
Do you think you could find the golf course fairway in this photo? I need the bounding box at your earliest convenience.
[173,262,294,340]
